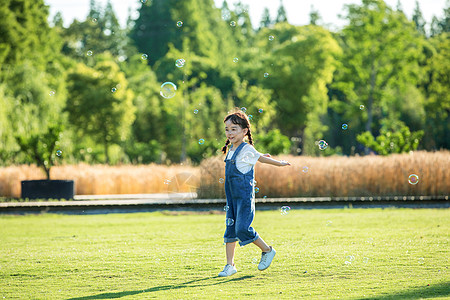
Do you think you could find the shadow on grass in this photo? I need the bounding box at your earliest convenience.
[67,275,254,300]
[356,281,450,300]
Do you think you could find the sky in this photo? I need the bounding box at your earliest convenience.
[44,0,447,30]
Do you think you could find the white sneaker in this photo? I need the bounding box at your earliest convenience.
[218,264,237,277]
[258,246,276,271]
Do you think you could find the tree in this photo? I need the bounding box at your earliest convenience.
[421,33,450,150]
[15,124,64,180]
[275,0,288,23]
[412,0,426,35]
[331,0,425,154]
[259,8,272,29]
[357,122,423,155]
[66,54,136,163]
[230,1,255,47]
[60,0,129,61]
[129,0,179,66]
[309,5,321,25]
[120,54,164,163]
[0,0,61,71]
[430,16,441,36]
[250,24,341,155]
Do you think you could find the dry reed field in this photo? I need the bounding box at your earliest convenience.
[0,163,199,198]
[198,150,450,198]
[0,151,448,198]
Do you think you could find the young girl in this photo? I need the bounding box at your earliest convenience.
[218,110,290,277]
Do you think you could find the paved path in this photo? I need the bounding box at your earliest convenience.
[0,194,448,214]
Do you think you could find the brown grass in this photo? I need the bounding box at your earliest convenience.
[198,150,450,198]
[0,163,199,198]
[0,151,448,198]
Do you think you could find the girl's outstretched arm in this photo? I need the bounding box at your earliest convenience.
[258,154,291,166]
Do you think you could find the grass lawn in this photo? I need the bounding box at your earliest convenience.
[0,208,448,299]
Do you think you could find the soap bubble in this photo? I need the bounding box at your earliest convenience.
[226,218,234,226]
[219,178,224,184]
[92,18,98,23]
[269,35,274,41]
[363,257,369,263]
[241,107,247,113]
[318,140,328,150]
[418,257,424,264]
[56,150,62,157]
[160,82,177,98]
[175,58,185,68]
[193,109,199,114]
[326,220,332,226]
[223,205,229,212]
[233,57,239,63]
[164,179,171,185]
[248,115,253,121]
[176,21,183,27]
[198,138,205,145]
[140,0,147,3]
[258,108,263,113]
[86,50,93,56]
[360,105,365,110]
[344,261,352,265]
[111,87,117,93]
[280,206,291,215]
[408,174,419,185]
[141,54,148,60]
[230,21,236,27]
[49,91,55,96]
[263,196,267,199]
[302,166,309,173]
[342,123,348,130]
[254,187,259,193]
[264,72,269,78]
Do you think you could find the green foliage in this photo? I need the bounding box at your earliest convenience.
[66,53,136,163]
[123,140,162,164]
[356,123,424,155]
[331,0,426,154]
[1,0,449,167]
[421,33,450,150]
[254,129,291,155]
[15,123,64,179]
[0,0,62,71]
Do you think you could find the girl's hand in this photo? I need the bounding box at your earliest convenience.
[279,160,291,166]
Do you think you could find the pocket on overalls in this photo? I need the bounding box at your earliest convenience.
[230,177,253,201]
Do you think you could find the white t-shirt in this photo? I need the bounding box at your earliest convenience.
[226,144,261,174]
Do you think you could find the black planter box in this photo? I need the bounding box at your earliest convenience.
[21,180,74,200]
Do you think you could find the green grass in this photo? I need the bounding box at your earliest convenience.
[0,208,448,299]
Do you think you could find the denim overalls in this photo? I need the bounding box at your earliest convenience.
[223,142,259,246]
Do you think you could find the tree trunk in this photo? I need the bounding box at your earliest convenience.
[104,141,110,164]
[180,73,188,163]
[44,166,50,180]
[365,62,376,154]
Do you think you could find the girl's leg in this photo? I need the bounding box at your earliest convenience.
[226,242,237,265]
[253,237,271,252]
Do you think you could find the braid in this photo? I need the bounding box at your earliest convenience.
[246,129,254,146]
[222,139,230,154]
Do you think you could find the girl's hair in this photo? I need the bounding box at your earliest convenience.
[222,109,254,154]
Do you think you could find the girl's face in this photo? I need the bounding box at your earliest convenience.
[225,119,248,145]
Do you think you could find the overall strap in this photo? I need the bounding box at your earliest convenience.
[224,142,247,162]
[230,142,247,161]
